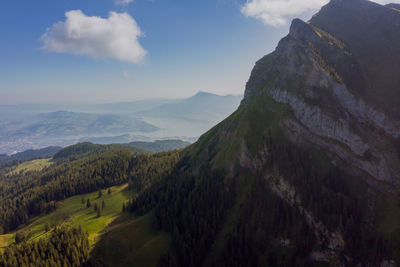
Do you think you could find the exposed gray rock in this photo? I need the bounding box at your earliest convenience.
[266,170,345,261]
[268,88,369,156]
[331,83,400,138]
[243,17,400,187]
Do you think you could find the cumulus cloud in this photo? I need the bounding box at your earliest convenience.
[241,0,329,26]
[373,0,400,4]
[241,0,400,27]
[115,0,134,5]
[41,10,146,63]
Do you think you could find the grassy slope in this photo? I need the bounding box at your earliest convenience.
[0,184,172,265]
[0,184,132,247]
[8,158,53,175]
[91,213,172,267]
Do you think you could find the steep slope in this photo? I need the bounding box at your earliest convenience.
[128,0,400,266]
[387,3,400,10]
[309,0,400,120]
[243,0,400,189]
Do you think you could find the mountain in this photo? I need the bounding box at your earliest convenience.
[125,1,400,266]
[232,0,400,188]
[134,92,243,137]
[136,91,242,122]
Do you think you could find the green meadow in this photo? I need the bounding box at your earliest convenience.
[0,183,172,266]
[6,184,132,246]
[9,158,53,175]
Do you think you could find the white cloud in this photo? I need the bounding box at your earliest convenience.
[41,10,146,63]
[241,0,400,27]
[115,0,134,5]
[373,0,400,4]
[241,0,329,26]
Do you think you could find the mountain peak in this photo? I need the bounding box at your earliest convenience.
[243,0,400,185]
[192,91,216,98]
[289,18,315,41]
[310,0,400,118]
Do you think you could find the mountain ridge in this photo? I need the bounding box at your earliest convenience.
[242,0,400,189]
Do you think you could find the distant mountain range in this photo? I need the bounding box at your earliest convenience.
[133,92,243,138]
[136,91,242,122]
[0,92,242,154]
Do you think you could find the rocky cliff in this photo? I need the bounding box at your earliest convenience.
[244,0,400,191]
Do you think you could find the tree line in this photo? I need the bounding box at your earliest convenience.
[0,145,179,233]
[0,226,89,267]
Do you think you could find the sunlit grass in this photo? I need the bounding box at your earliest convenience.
[1,183,133,248]
[9,158,53,175]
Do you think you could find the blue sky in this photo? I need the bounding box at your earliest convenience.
[0,0,395,104]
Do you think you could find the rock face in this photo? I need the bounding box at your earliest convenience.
[387,3,400,11]
[244,0,400,190]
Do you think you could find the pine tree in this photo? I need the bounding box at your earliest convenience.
[44,223,50,232]
[15,231,26,244]
[86,199,91,208]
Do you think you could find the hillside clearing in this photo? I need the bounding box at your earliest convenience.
[0,184,133,248]
[8,158,53,175]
